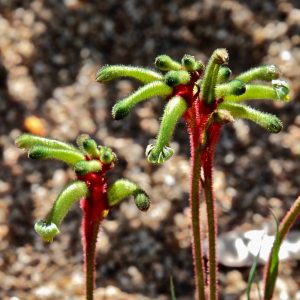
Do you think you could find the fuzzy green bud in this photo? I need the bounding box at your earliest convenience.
[107,179,150,211]
[134,192,150,211]
[82,138,100,158]
[236,65,279,83]
[155,55,182,71]
[99,146,116,164]
[201,48,229,104]
[16,134,78,152]
[96,65,163,84]
[219,102,283,133]
[28,146,85,166]
[181,54,204,72]
[215,80,246,99]
[112,81,172,120]
[74,160,102,175]
[217,67,232,83]
[164,70,191,87]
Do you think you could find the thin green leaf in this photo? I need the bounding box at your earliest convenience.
[246,239,262,300]
[170,276,177,300]
[264,212,280,300]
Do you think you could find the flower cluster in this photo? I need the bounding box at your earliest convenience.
[97,49,289,164]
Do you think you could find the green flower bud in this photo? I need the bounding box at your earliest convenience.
[181,54,204,72]
[112,81,172,120]
[74,160,102,175]
[16,134,77,152]
[236,65,279,83]
[164,70,191,87]
[217,67,232,84]
[155,55,182,71]
[134,192,150,211]
[107,179,150,211]
[96,65,163,84]
[215,80,246,99]
[219,102,283,133]
[28,146,85,166]
[82,138,100,158]
[99,146,116,164]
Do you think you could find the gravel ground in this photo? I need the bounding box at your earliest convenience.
[0,0,300,299]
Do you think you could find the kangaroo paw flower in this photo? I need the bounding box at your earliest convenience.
[16,133,78,152]
[155,54,182,71]
[96,65,163,84]
[224,80,290,102]
[107,179,150,211]
[28,145,85,166]
[146,95,187,164]
[217,66,232,84]
[112,81,172,120]
[164,70,191,87]
[201,48,229,104]
[99,146,116,164]
[215,79,246,99]
[219,102,283,133]
[74,160,102,175]
[236,64,279,83]
[181,54,204,72]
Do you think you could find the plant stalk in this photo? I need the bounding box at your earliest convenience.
[186,104,206,300]
[202,149,218,300]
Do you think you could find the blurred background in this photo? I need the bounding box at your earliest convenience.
[0,0,299,299]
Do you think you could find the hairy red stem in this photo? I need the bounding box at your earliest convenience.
[79,172,109,300]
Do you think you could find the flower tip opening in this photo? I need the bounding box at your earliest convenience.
[34,220,60,242]
[146,144,174,164]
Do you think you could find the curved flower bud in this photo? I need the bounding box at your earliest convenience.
[215,79,246,99]
[154,55,182,71]
[107,179,150,211]
[201,48,229,104]
[28,145,85,166]
[35,181,88,242]
[16,134,78,152]
[181,54,204,72]
[112,81,172,120]
[74,160,102,175]
[47,181,88,228]
[82,138,100,158]
[224,81,290,102]
[236,65,279,83]
[217,66,232,84]
[34,220,60,242]
[164,70,191,87]
[146,95,187,164]
[219,102,283,133]
[96,65,163,84]
[99,146,116,164]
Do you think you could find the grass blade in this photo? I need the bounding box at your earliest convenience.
[170,276,177,300]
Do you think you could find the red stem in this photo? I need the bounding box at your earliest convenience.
[79,172,109,300]
[185,103,206,300]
